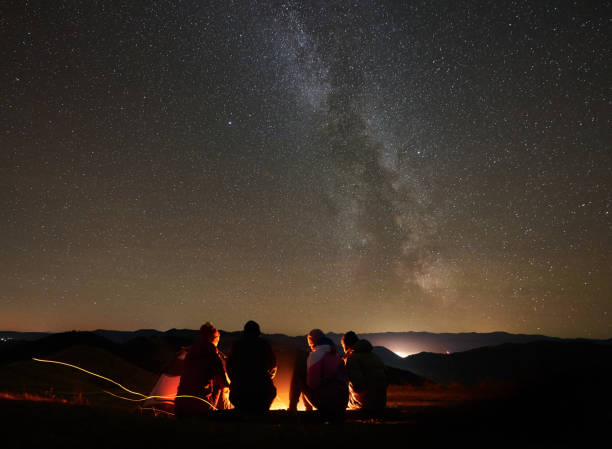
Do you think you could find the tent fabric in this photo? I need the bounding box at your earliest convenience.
[141,347,188,415]
[140,346,232,415]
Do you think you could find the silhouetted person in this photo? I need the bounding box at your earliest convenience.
[175,322,229,418]
[226,320,277,412]
[290,329,348,420]
[341,331,387,412]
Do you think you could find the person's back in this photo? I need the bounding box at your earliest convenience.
[345,339,387,411]
[175,323,228,417]
[342,331,387,412]
[305,330,349,418]
[227,321,277,412]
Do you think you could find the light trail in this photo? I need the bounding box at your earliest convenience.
[103,390,216,409]
[32,357,216,410]
[103,390,148,402]
[33,357,147,398]
[139,407,175,417]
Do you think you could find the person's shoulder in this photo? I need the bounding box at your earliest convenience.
[190,339,217,357]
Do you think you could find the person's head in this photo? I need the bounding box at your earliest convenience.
[200,322,220,346]
[341,331,358,353]
[243,320,261,338]
[307,329,325,350]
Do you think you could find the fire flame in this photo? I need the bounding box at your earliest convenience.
[269,388,308,411]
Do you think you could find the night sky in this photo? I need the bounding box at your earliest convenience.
[2,1,610,337]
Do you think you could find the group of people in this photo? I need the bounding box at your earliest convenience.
[174,320,277,417]
[174,321,387,419]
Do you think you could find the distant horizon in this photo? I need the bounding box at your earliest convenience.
[1,327,610,340]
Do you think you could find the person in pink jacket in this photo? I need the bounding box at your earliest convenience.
[302,329,349,419]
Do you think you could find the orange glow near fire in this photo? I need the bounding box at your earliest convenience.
[269,395,289,410]
[269,387,307,411]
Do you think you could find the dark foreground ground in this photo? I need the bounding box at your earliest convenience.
[2,393,609,449]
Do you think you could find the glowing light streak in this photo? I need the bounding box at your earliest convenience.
[32,357,216,410]
[103,390,147,402]
[103,390,216,409]
[32,357,147,398]
[139,407,175,417]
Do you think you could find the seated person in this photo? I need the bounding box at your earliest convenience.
[175,322,229,417]
[289,329,348,418]
[226,320,277,412]
[341,331,387,412]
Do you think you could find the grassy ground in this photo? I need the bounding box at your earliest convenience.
[1,353,608,448]
[1,392,607,449]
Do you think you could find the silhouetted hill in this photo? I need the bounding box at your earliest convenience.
[384,365,428,386]
[325,331,611,355]
[0,331,51,342]
[3,329,609,395]
[5,329,609,354]
[0,331,187,374]
[372,345,408,369]
[400,340,612,387]
[92,329,161,343]
[163,328,200,340]
[0,345,158,409]
[0,331,118,365]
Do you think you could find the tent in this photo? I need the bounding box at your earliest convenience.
[140,346,233,415]
[140,347,188,415]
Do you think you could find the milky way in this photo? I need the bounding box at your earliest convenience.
[2,1,610,337]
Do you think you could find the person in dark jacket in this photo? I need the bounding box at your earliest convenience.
[341,331,387,412]
[174,322,229,418]
[226,320,277,412]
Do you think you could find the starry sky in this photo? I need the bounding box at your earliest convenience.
[2,0,610,338]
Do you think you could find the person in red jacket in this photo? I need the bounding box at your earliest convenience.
[174,322,229,417]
